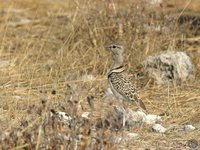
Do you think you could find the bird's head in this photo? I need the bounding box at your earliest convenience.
[105,43,124,55]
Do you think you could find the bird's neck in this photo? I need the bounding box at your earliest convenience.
[111,53,124,70]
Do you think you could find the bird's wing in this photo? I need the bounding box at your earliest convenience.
[117,74,147,112]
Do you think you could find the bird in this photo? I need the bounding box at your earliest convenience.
[105,43,147,120]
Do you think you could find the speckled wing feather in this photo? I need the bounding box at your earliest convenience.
[108,71,146,111]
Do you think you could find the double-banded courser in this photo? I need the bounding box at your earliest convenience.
[105,44,147,115]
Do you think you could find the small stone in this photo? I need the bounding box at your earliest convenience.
[152,124,166,133]
[184,124,196,131]
[144,114,161,124]
[81,112,91,120]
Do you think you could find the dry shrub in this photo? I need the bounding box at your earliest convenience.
[0,0,200,149]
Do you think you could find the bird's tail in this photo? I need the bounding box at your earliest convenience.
[137,99,147,112]
[132,93,147,113]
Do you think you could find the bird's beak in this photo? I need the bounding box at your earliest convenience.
[104,45,110,50]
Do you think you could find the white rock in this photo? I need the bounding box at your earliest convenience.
[127,109,146,122]
[135,110,147,119]
[113,106,162,126]
[114,107,144,122]
[142,51,195,84]
[56,111,72,125]
[81,112,91,120]
[144,114,161,124]
[152,124,167,133]
[132,110,161,125]
[184,125,196,131]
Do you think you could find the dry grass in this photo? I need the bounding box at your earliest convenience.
[0,0,200,149]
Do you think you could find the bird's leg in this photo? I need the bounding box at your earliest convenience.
[122,100,126,127]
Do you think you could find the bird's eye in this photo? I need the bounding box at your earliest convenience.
[112,45,116,48]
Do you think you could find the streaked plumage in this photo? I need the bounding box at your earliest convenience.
[106,44,146,112]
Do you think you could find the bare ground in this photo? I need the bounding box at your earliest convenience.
[0,0,200,149]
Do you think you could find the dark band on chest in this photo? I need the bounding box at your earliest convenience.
[108,72,113,78]
[110,65,124,72]
[108,65,124,78]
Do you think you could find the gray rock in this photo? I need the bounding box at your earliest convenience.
[141,51,195,84]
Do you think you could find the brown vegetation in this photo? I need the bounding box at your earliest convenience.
[0,0,200,149]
